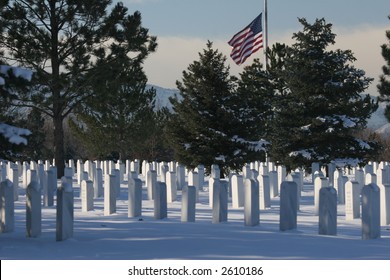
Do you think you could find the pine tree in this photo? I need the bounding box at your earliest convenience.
[236,58,274,149]
[0,1,156,176]
[0,60,32,151]
[378,15,390,121]
[269,18,379,171]
[168,41,266,176]
[70,60,159,161]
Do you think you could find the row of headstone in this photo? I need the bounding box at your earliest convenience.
[0,158,382,241]
[1,160,59,207]
[311,163,390,228]
[0,174,383,240]
[0,177,73,241]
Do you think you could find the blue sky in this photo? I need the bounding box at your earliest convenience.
[121,0,389,94]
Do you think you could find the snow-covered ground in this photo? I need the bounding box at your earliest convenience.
[1,175,390,260]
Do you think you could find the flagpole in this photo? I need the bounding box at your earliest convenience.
[263,0,269,71]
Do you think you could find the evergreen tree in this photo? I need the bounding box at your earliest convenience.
[132,107,173,161]
[0,1,156,176]
[70,60,160,161]
[0,60,32,153]
[269,18,379,171]
[378,15,390,121]
[168,41,266,176]
[236,58,274,148]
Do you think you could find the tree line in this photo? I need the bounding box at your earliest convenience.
[1,1,389,177]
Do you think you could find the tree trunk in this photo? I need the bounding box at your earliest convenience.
[54,115,65,178]
[49,1,64,179]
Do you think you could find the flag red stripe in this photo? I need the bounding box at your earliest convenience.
[230,33,263,64]
[228,13,263,65]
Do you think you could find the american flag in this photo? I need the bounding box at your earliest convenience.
[228,13,263,65]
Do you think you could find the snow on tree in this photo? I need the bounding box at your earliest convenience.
[0,64,32,145]
[168,41,267,176]
[268,18,380,171]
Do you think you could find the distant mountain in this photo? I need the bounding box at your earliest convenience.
[147,84,179,111]
[368,98,388,130]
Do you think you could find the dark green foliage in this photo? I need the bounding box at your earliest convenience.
[237,59,274,140]
[70,63,169,161]
[0,106,49,161]
[378,16,390,122]
[0,0,156,176]
[168,41,267,176]
[268,18,379,171]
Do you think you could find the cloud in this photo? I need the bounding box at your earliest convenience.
[333,24,387,96]
[269,24,388,96]
[144,24,388,96]
[144,36,211,88]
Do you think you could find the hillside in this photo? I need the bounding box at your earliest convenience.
[147,85,179,111]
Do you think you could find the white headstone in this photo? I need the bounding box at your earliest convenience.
[258,174,271,210]
[377,165,389,185]
[112,169,120,198]
[289,172,301,210]
[159,162,169,182]
[196,165,205,190]
[104,174,116,216]
[188,171,200,203]
[269,170,278,198]
[93,168,103,198]
[81,180,94,212]
[77,161,84,185]
[361,183,381,240]
[314,177,329,215]
[22,161,29,188]
[128,177,142,218]
[311,162,320,183]
[378,183,390,226]
[146,170,157,200]
[166,171,177,203]
[259,163,269,176]
[354,168,365,194]
[365,163,374,175]
[328,163,336,186]
[10,167,18,201]
[212,179,228,223]
[56,180,73,241]
[154,182,167,219]
[0,180,14,233]
[242,164,251,180]
[45,168,56,207]
[26,181,42,237]
[333,169,346,204]
[64,167,73,180]
[181,185,196,222]
[318,187,337,235]
[277,166,286,193]
[345,181,360,220]
[27,169,38,188]
[365,173,377,185]
[279,181,298,231]
[211,164,220,179]
[208,177,216,208]
[176,165,185,190]
[68,159,75,175]
[244,179,259,227]
[231,174,244,208]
